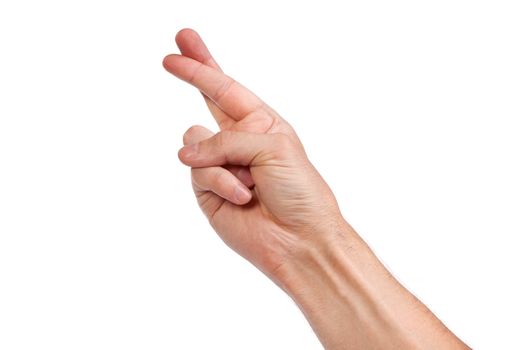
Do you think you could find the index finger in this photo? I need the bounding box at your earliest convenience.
[163,54,265,120]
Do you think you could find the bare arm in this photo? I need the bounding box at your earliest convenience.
[275,222,469,349]
[163,28,470,350]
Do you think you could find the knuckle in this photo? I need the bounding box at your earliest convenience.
[190,168,199,182]
[188,63,205,85]
[190,166,203,177]
[183,125,201,145]
[271,133,300,159]
[216,130,234,147]
[213,77,235,104]
[274,133,293,150]
[211,169,228,187]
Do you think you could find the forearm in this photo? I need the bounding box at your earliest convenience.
[274,220,470,350]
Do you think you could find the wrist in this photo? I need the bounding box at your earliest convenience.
[272,217,366,297]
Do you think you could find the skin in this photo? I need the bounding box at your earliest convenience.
[163,28,471,350]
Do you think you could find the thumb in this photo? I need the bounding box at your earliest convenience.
[178,130,292,168]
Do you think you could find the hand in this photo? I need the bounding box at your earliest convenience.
[163,29,343,279]
[163,29,471,350]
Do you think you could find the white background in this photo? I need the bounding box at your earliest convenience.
[1,1,524,349]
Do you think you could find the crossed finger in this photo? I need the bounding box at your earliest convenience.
[174,29,235,130]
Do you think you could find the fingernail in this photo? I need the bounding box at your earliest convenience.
[181,143,199,159]
[234,186,251,204]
